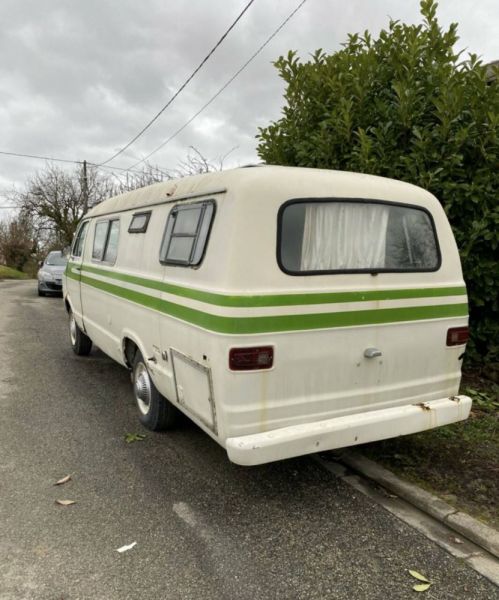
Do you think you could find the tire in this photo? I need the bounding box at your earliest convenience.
[132,350,177,431]
[38,287,45,297]
[69,309,92,356]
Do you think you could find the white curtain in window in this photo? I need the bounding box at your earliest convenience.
[301,203,389,270]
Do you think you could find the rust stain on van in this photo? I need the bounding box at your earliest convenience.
[414,401,437,428]
[415,402,432,411]
[259,372,269,433]
[449,395,464,420]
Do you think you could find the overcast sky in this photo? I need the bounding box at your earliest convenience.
[1,0,498,216]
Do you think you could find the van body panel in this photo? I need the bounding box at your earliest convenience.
[216,318,467,437]
[63,166,470,465]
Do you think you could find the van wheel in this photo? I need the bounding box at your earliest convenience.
[69,309,92,356]
[132,352,177,431]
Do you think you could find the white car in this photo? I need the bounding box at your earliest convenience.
[37,251,67,296]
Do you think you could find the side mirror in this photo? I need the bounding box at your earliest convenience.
[38,261,43,268]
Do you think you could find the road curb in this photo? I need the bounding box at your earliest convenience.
[331,450,499,560]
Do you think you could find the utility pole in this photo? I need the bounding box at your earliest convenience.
[82,159,89,214]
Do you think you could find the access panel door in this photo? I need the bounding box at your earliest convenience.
[171,349,217,434]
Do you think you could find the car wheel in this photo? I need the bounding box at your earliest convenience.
[69,309,92,356]
[132,351,178,431]
[38,287,45,297]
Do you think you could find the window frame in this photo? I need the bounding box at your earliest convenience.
[128,211,152,234]
[92,218,120,266]
[159,200,216,267]
[276,197,442,276]
[71,220,90,258]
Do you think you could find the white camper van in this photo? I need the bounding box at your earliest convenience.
[63,166,471,465]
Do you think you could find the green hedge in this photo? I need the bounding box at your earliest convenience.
[257,0,498,363]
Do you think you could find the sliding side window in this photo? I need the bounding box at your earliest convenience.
[92,219,120,265]
[159,201,215,266]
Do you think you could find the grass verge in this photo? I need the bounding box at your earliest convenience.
[0,265,30,280]
[362,371,499,528]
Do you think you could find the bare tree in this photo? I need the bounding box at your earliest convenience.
[100,163,172,199]
[101,146,231,197]
[11,164,103,247]
[173,146,236,177]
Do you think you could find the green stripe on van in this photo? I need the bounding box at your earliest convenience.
[69,270,468,335]
[72,263,467,308]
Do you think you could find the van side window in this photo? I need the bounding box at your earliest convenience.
[92,219,120,265]
[103,220,120,263]
[128,211,151,233]
[160,201,215,266]
[92,222,108,260]
[279,200,440,274]
[72,221,89,258]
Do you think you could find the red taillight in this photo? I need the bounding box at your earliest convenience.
[446,326,469,346]
[229,346,274,371]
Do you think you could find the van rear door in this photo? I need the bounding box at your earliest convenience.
[233,198,468,433]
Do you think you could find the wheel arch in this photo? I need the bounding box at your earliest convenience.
[122,332,147,370]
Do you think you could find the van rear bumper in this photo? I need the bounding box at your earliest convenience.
[226,395,472,466]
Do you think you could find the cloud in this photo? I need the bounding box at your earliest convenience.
[0,0,497,210]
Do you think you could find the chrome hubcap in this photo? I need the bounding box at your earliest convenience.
[69,313,77,346]
[134,362,152,415]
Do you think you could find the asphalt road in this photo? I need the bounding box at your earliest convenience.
[0,280,496,600]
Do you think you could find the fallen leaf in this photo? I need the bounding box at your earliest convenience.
[413,583,431,592]
[117,541,137,553]
[54,475,71,486]
[125,433,146,443]
[409,570,430,583]
[55,499,76,506]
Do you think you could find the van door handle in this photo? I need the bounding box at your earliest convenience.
[74,266,81,272]
[364,347,382,359]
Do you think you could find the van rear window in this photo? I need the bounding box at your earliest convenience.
[279,200,440,274]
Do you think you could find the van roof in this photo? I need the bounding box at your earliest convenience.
[86,165,432,218]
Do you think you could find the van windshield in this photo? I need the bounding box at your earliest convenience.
[279,200,439,274]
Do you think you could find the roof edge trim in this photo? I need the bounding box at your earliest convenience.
[87,187,227,219]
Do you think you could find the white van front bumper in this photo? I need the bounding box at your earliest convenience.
[226,395,472,466]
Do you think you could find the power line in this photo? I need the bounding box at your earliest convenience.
[128,0,308,169]
[98,0,257,167]
[0,149,164,177]
[87,161,160,176]
[0,149,82,165]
